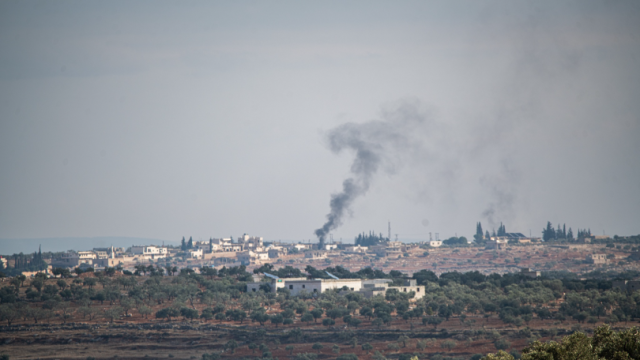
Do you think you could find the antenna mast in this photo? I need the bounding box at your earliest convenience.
[388,221,391,240]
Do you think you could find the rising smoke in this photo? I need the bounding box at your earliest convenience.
[315,102,429,247]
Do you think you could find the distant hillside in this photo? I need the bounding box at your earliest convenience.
[0,236,179,255]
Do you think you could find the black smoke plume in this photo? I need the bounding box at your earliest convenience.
[315,102,428,248]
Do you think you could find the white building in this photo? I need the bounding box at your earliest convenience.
[189,248,204,259]
[130,246,168,259]
[304,251,328,260]
[267,246,287,258]
[429,241,442,247]
[246,276,425,300]
[344,245,368,253]
[322,243,339,251]
[284,278,363,296]
[237,251,269,265]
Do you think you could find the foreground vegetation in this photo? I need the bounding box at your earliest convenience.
[2,264,640,359]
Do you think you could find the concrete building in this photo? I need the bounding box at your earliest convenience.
[51,251,97,268]
[238,234,264,251]
[130,246,168,259]
[613,280,640,293]
[284,278,363,296]
[520,268,541,278]
[486,237,509,250]
[237,251,269,265]
[586,253,608,264]
[212,256,238,267]
[322,243,339,251]
[429,241,443,247]
[344,245,368,253]
[304,250,328,260]
[282,243,313,252]
[189,248,204,259]
[246,276,426,300]
[267,246,287,258]
[221,244,243,252]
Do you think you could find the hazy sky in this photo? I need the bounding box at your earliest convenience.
[1,1,639,244]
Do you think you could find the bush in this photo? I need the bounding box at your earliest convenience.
[322,318,335,326]
[201,353,220,360]
[336,354,358,360]
[495,339,511,350]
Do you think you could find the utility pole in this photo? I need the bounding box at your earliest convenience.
[388,221,391,240]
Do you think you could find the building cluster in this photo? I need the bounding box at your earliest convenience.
[485,233,538,250]
[50,246,164,269]
[247,274,425,300]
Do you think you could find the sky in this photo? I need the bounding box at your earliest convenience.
[1,0,639,247]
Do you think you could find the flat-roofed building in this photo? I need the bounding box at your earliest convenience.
[237,251,269,265]
[51,251,97,268]
[189,248,204,259]
[284,278,363,296]
[131,245,168,259]
[344,245,368,253]
[520,268,541,278]
[304,251,328,260]
[267,246,287,258]
[587,253,608,264]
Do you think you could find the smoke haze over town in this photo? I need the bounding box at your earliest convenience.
[1,1,639,248]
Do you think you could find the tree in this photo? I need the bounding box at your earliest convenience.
[362,343,373,354]
[494,339,511,351]
[32,278,44,293]
[251,310,270,326]
[312,343,323,353]
[57,301,75,323]
[301,312,314,325]
[201,353,220,360]
[480,351,514,360]
[138,305,152,319]
[497,223,506,236]
[181,237,187,251]
[322,318,335,326]
[398,335,410,348]
[215,312,226,323]
[387,343,400,352]
[372,318,384,328]
[427,316,444,329]
[0,304,19,325]
[543,221,556,241]
[225,340,238,354]
[83,277,97,289]
[156,307,180,321]
[310,308,323,323]
[441,340,457,352]
[78,306,97,321]
[188,237,193,249]
[103,306,123,323]
[336,354,358,360]
[285,345,294,355]
[475,222,484,242]
[270,314,284,328]
[416,340,426,351]
[27,307,45,324]
[181,307,199,321]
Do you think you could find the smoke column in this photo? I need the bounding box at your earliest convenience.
[315,102,428,247]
